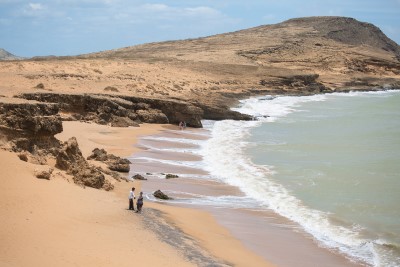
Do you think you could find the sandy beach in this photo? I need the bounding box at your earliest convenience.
[0,121,276,267]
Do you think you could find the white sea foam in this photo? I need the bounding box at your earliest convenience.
[198,93,400,266]
[140,136,204,145]
[147,191,263,209]
[330,89,400,98]
[136,134,206,154]
[130,156,206,169]
[232,94,327,122]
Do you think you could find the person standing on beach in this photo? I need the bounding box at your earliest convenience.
[129,187,135,210]
[136,192,144,213]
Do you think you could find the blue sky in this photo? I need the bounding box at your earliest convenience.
[1,0,399,57]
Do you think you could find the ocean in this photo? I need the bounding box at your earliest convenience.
[200,90,400,267]
[132,90,400,266]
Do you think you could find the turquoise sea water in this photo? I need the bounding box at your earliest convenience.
[245,91,400,266]
[134,90,400,266]
[201,90,400,266]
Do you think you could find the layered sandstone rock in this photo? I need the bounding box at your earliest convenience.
[0,99,112,189]
[17,92,208,127]
[87,148,131,173]
[56,137,105,189]
[0,98,62,152]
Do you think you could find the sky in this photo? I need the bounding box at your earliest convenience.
[1,0,400,57]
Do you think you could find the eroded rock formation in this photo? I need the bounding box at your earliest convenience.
[0,100,118,190]
[0,98,62,153]
[87,148,131,173]
[56,137,105,189]
[17,92,208,128]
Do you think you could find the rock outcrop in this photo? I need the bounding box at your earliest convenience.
[56,137,105,189]
[260,74,332,94]
[17,92,208,127]
[0,98,121,190]
[87,148,131,173]
[132,174,147,180]
[153,190,171,200]
[108,158,130,172]
[165,174,179,179]
[0,98,63,153]
[34,168,53,180]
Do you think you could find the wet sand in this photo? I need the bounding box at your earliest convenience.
[131,125,364,267]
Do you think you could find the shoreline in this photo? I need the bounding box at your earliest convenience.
[128,123,364,267]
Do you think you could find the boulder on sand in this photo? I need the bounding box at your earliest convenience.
[153,190,171,200]
[165,174,179,179]
[132,174,147,180]
[34,168,53,180]
[108,158,130,172]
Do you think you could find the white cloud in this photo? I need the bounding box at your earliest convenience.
[183,6,221,16]
[21,2,46,17]
[131,3,225,22]
[29,3,44,10]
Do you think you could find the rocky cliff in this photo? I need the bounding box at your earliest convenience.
[0,98,62,152]
[0,97,130,190]
[17,92,251,128]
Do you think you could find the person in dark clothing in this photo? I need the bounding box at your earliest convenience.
[136,192,144,213]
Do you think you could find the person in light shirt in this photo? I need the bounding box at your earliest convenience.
[128,187,135,210]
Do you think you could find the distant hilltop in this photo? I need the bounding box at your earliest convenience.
[0,48,24,60]
[1,16,399,113]
[82,16,400,61]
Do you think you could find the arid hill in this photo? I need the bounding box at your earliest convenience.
[0,16,399,123]
[81,16,400,98]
